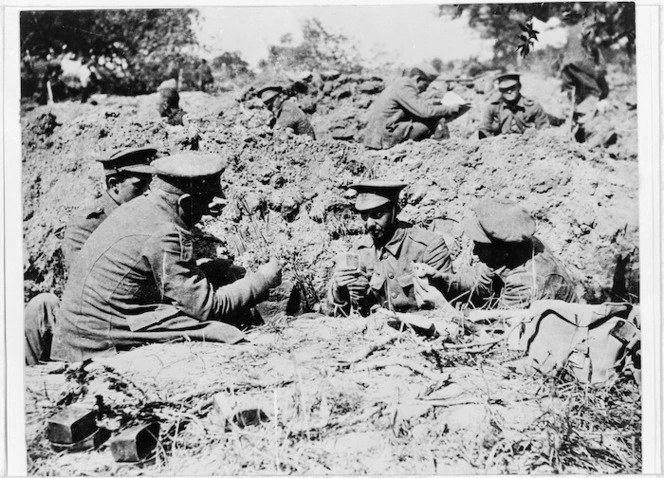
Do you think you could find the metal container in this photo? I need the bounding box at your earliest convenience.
[110,422,160,463]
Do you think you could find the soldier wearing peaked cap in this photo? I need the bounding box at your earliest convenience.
[50,153,282,362]
[25,146,158,365]
[363,65,461,150]
[327,180,453,316]
[478,73,549,139]
[417,199,579,309]
[256,85,316,139]
[61,146,157,270]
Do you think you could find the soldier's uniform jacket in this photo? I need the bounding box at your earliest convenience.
[363,76,454,150]
[329,222,453,315]
[445,237,578,309]
[478,93,549,137]
[51,193,273,362]
[61,191,119,270]
[272,100,316,139]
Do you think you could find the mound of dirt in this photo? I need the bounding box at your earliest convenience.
[22,70,638,305]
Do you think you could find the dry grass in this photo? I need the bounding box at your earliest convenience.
[25,310,641,475]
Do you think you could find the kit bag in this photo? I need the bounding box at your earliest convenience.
[508,300,640,384]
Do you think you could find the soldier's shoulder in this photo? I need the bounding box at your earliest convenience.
[72,198,107,221]
[407,225,445,247]
[521,96,542,108]
[487,92,502,104]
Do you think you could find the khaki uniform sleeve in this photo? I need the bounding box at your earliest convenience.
[149,228,272,323]
[478,103,497,138]
[61,211,104,270]
[498,270,539,309]
[530,102,549,129]
[394,82,453,120]
[422,235,453,274]
[443,263,498,305]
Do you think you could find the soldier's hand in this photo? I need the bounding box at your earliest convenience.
[332,266,361,288]
[412,262,441,279]
[447,103,461,114]
[258,258,282,288]
[347,274,369,301]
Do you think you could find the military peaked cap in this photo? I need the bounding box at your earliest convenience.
[97,146,157,176]
[152,153,226,195]
[497,73,521,90]
[256,85,284,103]
[349,180,407,212]
[462,199,536,244]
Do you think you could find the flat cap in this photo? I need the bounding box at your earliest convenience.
[497,73,521,90]
[152,153,226,195]
[152,153,226,178]
[256,85,283,103]
[462,199,536,244]
[349,180,407,212]
[97,146,157,175]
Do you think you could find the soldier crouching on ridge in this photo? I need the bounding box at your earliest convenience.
[49,153,282,362]
[363,65,463,150]
[256,84,316,139]
[326,181,454,317]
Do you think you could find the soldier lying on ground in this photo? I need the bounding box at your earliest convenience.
[478,73,549,139]
[417,199,579,309]
[256,85,316,139]
[327,181,453,316]
[24,146,157,366]
[363,65,462,150]
[45,153,281,363]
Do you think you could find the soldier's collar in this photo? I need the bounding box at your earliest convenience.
[381,221,409,257]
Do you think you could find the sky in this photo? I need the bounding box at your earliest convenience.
[195,5,496,68]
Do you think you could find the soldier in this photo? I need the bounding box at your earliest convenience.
[158,80,186,126]
[363,66,462,150]
[197,59,214,92]
[478,73,549,139]
[419,199,579,309]
[256,85,316,139]
[327,181,453,316]
[61,146,157,269]
[560,14,609,105]
[50,153,282,362]
[24,147,156,365]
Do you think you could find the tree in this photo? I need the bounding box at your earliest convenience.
[20,9,200,94]
[438,2,635,62]
[260,18,362,73]
[211,51,250,78]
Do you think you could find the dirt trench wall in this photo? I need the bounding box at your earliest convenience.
[22,88,638,306]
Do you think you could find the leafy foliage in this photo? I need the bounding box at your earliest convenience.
[259,18,362,74]
[20,9,200,94]
[211,51,251,78]
[438,2,635,61]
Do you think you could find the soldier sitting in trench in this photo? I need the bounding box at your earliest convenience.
[158,79,186,126]
[49,153,282,362]
[25,147,157,365]
[327,181,453,316]
[256,84,316,139]
[363,65,463,150]
[478,73,549,139]
[416,199,579,309]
